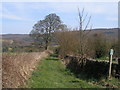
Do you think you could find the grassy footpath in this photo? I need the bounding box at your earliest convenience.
[27,54,100,88]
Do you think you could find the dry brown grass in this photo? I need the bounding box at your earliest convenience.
[2,50,51,88]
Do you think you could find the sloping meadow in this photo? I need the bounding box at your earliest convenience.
[2,51,50,88]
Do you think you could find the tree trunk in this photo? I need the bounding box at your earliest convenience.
[45,44,48,50]
[45,40,48,50]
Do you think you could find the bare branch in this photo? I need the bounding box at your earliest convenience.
[78,8,82,30]
[81,8,85,18]
[83,16,91,31]
[82,13,88,23]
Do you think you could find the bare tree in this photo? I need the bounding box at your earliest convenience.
[55,8,92,58]
[77,8,92,59]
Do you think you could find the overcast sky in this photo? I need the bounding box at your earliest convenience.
[1,2,118,34]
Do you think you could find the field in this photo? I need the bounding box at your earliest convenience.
[2,51,50,88]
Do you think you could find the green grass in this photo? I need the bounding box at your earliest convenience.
[96,58,109,61]
[27,54,100,88]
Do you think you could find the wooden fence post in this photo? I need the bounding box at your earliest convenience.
[108,49,113,79]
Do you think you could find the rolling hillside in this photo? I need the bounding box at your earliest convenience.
[1,34,33,46]
[1,28,118,46]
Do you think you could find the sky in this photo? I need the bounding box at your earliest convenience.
[0,1,118,34]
